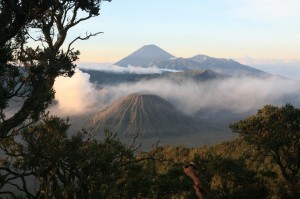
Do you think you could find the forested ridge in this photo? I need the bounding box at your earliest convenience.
[1,104,300,198]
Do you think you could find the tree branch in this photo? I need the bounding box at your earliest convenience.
[67,32,103,53]
[0,191,16,198]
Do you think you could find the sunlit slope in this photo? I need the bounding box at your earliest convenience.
[94,93,203,137]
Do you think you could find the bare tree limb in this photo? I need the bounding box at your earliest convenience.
[67,32,103,54]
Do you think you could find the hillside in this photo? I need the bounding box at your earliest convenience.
[165,69,227,82]
[81,68,227,86]
[94,93,203,137]
[188,54,269,77]
[80,68,161,86]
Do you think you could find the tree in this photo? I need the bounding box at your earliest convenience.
[230,104,300,199]
[155,164,192,198]
[184,162,210,199]
[0,116,156,198]
[0,0,42,46]
[0,0,111,137]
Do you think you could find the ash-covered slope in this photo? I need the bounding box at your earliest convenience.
[94,93,203,137]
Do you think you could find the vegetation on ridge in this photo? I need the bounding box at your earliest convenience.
[0,104,299,198]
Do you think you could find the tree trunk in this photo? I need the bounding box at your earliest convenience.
[184,162,210,199]
[0,78,55,136]
[289,181,299,199]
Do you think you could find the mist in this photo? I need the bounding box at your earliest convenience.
[78,62,180,74]
[50,69,300,117]
[96,77,300,114]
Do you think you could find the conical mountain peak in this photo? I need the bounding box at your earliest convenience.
[115,45,175,67]
[114,44,270,77]
[94,93,202,137]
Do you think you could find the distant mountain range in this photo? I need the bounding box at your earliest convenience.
[165,69,227,83]
[81,68,226,86]
[114,44,269,77]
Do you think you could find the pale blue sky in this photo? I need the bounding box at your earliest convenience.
[66,0,300,63]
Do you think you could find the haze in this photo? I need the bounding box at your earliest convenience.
[48,0,300,135]
[67,0,300,65]
[50,66,300,118]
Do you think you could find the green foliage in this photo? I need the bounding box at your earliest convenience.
[195,155,268,199]
[231,104,300,153]
[145,136,294,199]
[230,104,300,198]
[0,116,157,198]
[1,116,299,198]
[154,164,192,198]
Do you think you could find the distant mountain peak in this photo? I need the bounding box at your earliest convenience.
[191,54,237,63]
[189,54,208,62]
[115,45,175,67]
[142,44,161,48]
[114,44,270,77]
[191,54,210,58]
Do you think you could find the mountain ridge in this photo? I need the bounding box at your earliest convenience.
[114,45,270,77]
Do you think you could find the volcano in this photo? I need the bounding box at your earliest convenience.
[94,93,203,137]
[114,45,270,77]
[115,44,175,67]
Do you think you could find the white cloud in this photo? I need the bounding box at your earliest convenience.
[50,69,300,117]
[97,77,300,114]
[232,0,300,21]
[77,62,180,74]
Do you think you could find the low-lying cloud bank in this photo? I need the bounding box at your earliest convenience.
[78,62,180,74]
[50,68,300,117]
[97,77,300,114]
